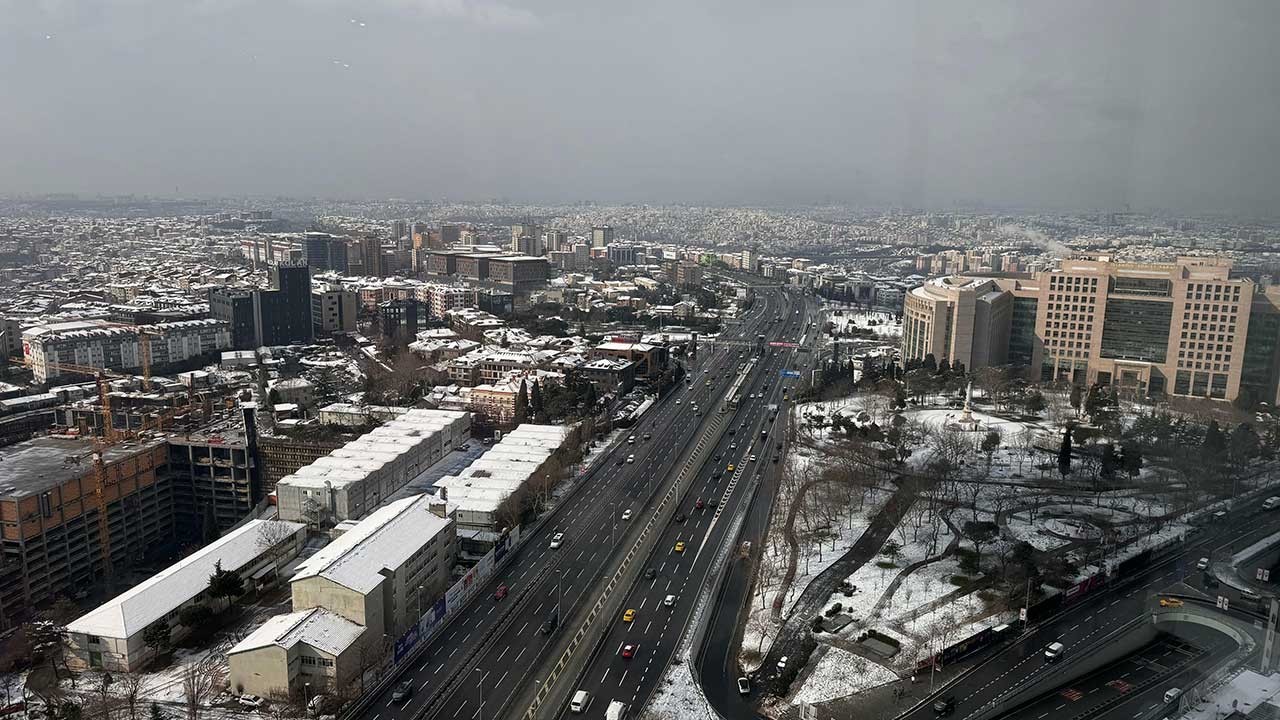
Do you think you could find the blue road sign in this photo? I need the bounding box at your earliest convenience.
[780,370,801,378]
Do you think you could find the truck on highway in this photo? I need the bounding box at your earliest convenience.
[605,700,628,720]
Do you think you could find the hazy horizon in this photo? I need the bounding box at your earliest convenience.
[3,1,1278,215]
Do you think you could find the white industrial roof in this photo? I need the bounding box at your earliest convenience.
[68,519,305,639]
[228,607,365,657]
[292,494,453,594]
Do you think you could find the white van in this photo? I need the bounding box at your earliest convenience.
[1264,497,1280,510]
[570,690,590,714]
[604,700,628,720]
[1163,688,1181,704]
[1044,641,1066,662]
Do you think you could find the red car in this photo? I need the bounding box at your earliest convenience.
[621,644,636,659]
[695,499,705,510]
[494,584,508,600]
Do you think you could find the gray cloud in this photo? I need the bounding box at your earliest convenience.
[1,0,1277,215]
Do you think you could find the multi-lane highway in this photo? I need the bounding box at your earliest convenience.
[354,283,797,720]
[550,287,819,718]
[894,500,1280,720]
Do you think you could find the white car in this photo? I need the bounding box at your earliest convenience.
[550,533,565,549]
[626,455,635,464]
[1196,557,1210,570]
[675,399,682,405]
[777,656,788,671]
[239,695,265,709]
[664,594,676,607]
[622,509,633,521]
[750,455,758,462]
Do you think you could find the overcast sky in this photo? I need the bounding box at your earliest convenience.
[1,1,1277,214]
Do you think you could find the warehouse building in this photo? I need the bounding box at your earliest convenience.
[65,519,305,671]
[274,409,470,525]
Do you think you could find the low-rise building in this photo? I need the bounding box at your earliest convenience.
[66,519,306,671]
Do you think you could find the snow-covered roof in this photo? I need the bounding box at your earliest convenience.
[292,494,453,594]
[228,607,365,657]
[68,519,305,640]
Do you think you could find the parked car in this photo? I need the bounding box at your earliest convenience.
[737,677,750,695]
[239,696,266,710]
[1159,597,1183,608]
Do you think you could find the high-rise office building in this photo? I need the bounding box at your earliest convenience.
[591,226,615,248]
[209,263,313,349]
[302,233,349,274]
[901,256,1280,405]
[360,236,385,278]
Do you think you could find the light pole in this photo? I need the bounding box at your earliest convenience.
[475,668,485,720]
[555,569,562,622]
[304,682,311,711]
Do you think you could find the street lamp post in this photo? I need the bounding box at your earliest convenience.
[475,668,485,720]
[304,682,311,711]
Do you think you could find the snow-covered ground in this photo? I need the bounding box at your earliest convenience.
[789,646,898,706]
[1178,670,1280,720]
[826,309,903,339]
[645,651,716,720]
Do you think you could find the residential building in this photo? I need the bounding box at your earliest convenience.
[22,319,232,383]
[591,226,614,248]
[302,233,349,275]
[311,286,358,336]
[590,341,668,378]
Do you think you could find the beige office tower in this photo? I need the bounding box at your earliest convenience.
[902,256,1280,405]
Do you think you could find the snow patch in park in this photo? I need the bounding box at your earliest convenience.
[789,646,898,706]
[645,652,716,720]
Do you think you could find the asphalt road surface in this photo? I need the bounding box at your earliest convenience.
[357,285,798,720]
[550,288,821,719]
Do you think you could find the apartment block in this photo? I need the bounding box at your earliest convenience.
[23,319,232,383]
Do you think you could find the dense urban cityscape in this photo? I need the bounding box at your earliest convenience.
[4,2,1280,720]
[0,199,1276,720]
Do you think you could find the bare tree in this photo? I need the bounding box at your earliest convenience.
[181,661,222,720]
[255,521,297,584]
[115,672,147,720]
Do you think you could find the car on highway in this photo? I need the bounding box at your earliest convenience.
[750,454,757,462]
[621,508,633,521]
[643,567,656,579]
[714,454,722,461]
[540,616,558,634]
[1043,641,1065,662]
[550,533,564,549]
[644,433,651,440]
[664,594,676,607]
[772,455,780,463]
[622,608,636,623]
[626,454,635,463]
[628,435,635,444]
[675,511,687,523]
[493,584,508,600]
[1197,557,1210,570]
[391,681,414,704]
[737,677,750,695]
[777,656,788,671]
[674,541,686,553]
[932,696,956,715]
[727,463,735,471]
[695,498,705,510]
[621,644,636,659]
[675,399,682,405]
[1159,597,1184,608]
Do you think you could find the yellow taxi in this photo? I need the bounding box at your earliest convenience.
[622,608,636,622]
[1159,597,1184,608]
[674,541,686,553]
[727,464,735,472]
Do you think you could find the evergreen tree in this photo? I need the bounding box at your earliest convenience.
[1120,444,1143,479]
[1069,385,1083,415]
[923,354,938,373]
[1100,444,1117,480]
[515,380,529,425]
[529,380,543,416]
[937,358,951,376]
[1084,384,1105,419]
[952,361,966,376]
[207,560,244,610]
[1202,419,1227,458]
[1023,390,1046,416]
[1058,425,1073,478]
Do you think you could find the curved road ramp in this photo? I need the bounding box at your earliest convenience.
[970,596,1264,720]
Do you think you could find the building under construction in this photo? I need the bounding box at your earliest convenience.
[0,436,173,629]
